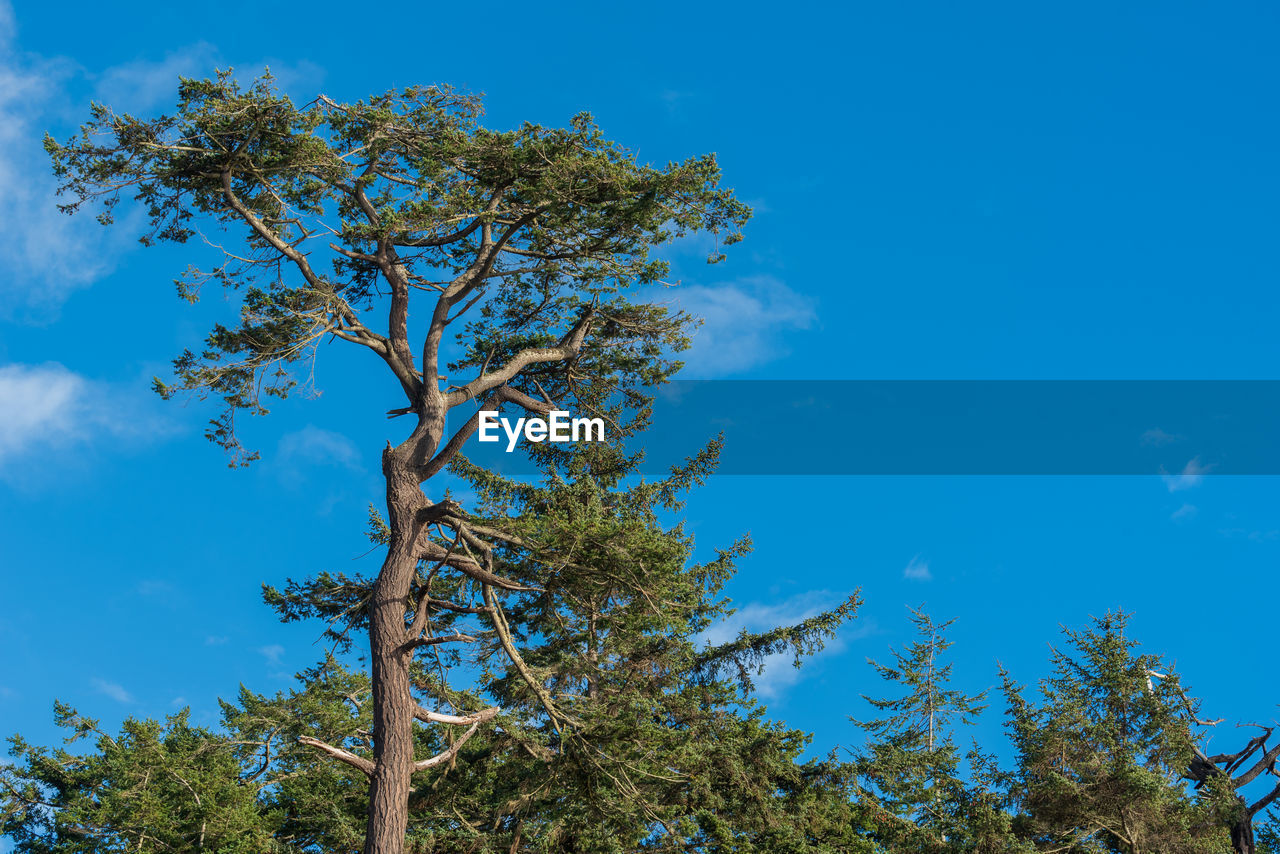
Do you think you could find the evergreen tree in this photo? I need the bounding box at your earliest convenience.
[1001,611,1235,854]
[1,703,278,853]
[850,607,1021,853]
[266,392,869,851]
[45,70,749,854]
[4,427,868,852]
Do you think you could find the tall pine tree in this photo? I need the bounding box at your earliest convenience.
[1001,611,1235,854]
[850,608,1020,853]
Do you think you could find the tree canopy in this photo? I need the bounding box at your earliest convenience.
[42,70,754,854]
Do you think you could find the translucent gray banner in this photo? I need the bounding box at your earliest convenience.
[457,381,1280,475]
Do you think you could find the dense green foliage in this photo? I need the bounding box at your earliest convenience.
[1001,612,1236,854]
[850,609,1024,853]
[9,609,1280,852]
[259,395,868,852]
[3,437,868,852]
[44,71,748,465]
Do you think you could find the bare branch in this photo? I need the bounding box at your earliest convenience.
[219,169,322,288]
[484,583,572,734]
[405,631,478,650]
[412,720,484,772]
[420,385,553,479]
[297,736,375,776]
[413,705,499,727]
[445,309,592,409]
[417,538,537,592]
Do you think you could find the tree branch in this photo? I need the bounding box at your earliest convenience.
[297,736,375,776]
[413,705,499,727]
[444,309,592,409]
[412,719,485,772]
[419,385,553,479]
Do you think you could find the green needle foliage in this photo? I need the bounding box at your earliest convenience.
[850,608,1022,853]
[2,437,867,853]
[410,440,864,852]
[263,394,868,851]
[1000,611,1235,854]
[1,702,275,853]
[43,70,746,466]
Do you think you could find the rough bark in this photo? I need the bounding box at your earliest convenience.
[364,446,433,854]
[1230,802,1254,854]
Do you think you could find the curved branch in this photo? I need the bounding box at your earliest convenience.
[484,583,570,734]
[419,385,552,479]
[444,309,592,409]
[219,168,322,287]
[412,719,485,772]
[297,736,375,777]
[413,705,499,727]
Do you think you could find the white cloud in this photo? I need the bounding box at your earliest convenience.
[1141,428,1181,447]
[699,590,867,699]
[91,678,133,704]
[0,31,115,317]
[0,2,326,317]
[1163,457,1211,492]
[93,43,221,116]
[1171,503,1197,522]
[93,47,324,118]
[903,556,932,582]
[205,635,229,646]
[258,644,285,665]
[277,425,363,470]
[663,276,816,377]
[0,362,84,459]
[0,1,14,46]
[0,362,175,470]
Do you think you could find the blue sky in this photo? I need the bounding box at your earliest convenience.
[3,0,1280,797]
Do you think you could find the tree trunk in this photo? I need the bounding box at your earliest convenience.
[1231,796,1254,854]
[364,450,430,854]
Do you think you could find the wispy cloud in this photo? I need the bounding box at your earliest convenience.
[258,644,285,665]
[1171,503,1197,522]
[0,2,326,317]
[92,43,222,115]
[0,362,175,473]
[699,590,868,699]
[1163,457,1211,492]
[91,678,133,704]
[0,18,116,318]
[1141,428,1182,447]
[277,425,363,471]
[204,635,229,646]
[665,276,817,377]
[93,46,323,117]
[1218,527,1279,542]
[274,425,367,510]
[903,556,932,582]
[0,362,85,460]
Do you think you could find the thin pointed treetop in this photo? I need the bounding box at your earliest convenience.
[1000,610,1236,854]
[850,607,992,852]
[855,607,986,751]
